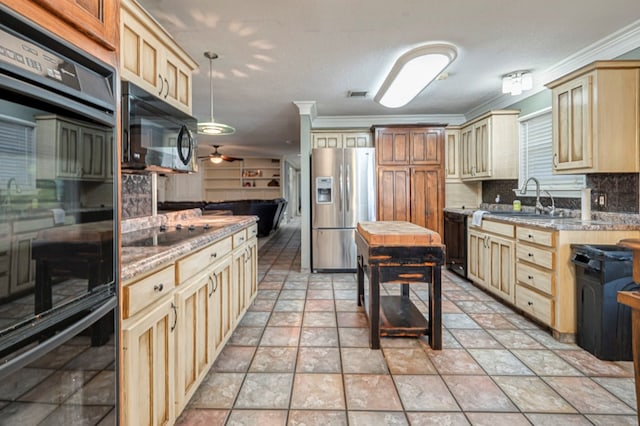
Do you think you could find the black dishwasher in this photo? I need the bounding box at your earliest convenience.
[444,211,467,278]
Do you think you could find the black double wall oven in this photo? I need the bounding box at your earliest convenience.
[0,4,118,415]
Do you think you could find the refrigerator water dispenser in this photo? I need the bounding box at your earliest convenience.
[316,177,333,204]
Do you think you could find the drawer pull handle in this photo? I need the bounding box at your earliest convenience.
[154,284,164,292]
[528,275,534,280]
[239,236,245,242]
[211,252,217,259]
[528,253,534,257]
[527,301,533,306]
[528,234,533,239]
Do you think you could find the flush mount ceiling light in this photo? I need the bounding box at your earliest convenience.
[374,43,457,108]
[502,71,533,96]
[197,51,235,135]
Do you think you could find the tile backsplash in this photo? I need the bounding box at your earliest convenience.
[482,174,639,213]
[121,173,152,219]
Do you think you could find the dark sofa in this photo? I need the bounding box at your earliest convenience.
[158,198,287,237]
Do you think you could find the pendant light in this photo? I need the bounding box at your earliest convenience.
[197,51,235,135]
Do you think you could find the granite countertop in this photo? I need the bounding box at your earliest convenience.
[121,209,257,282]
[444,207,640,231]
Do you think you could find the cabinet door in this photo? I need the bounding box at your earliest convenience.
[445,129,460,180]
[232,247,246,324]
[210,256,233,351]
[121,11,161,95]
[81,127,106,179]
[161,50,192,111]
[10,232,37,294]
[410,127,443,165]
[411,168,443,236]
[312,133,342,148]
[56,121,81,178]
[486,235,515,303]
[467,229,486,285]
[244,238,258,308]
[460,126,474,178]
[343,132,371,148]
[31,0,118,50]
[375,128,410,165]
[472,119,490,178]
[122,297,176,426]
[377,168,410,222]
[552,74,592,171]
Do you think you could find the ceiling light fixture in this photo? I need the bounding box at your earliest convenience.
[374,43,457,108]
[197,51,236,135]
[502,71,533,96]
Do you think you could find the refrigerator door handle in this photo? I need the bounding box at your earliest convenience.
[339,163,343,212]
[345,163,351,212]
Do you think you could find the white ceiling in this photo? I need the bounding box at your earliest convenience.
[138,0,640,163]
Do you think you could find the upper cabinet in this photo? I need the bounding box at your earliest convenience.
[311,131,372,149]
[546,60,640,174]
[375,126,443,166]
[459,110,519,181]
[444,126,461,181]
[120,0,198,114]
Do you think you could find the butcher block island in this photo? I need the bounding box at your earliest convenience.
[120,210,258,426]
[355,221,444,350]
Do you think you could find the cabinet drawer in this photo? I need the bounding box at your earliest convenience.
[247,223,258,239]
[516,262,553,295]
[516,244,554,270]
[516,227,555,247]
[123,265,176,318]
[516,284,553,326]
[176,237,232,283]
[477,220,514,238]
[233,229,247,247]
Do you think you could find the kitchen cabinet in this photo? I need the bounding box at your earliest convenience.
[35,116,110,181]
[445,126,461,181]
[122,294,176,426]
[231,225,258,322]
[0,224,10,298]
[467,219,515,303]
[120,0,198,114]
[546,61,640,173]
[374,125,445,237]
[202,157,282,201]
[459,110,519,181]
[311,131,372,148]
[2,1,119,65]
[9,217,55,296]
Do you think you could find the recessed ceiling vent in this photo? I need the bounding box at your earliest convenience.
[347,90,368,98]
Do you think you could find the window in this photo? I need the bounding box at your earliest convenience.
[0,115,36,194]
[518,108,585,196]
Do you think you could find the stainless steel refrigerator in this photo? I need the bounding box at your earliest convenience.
[312,147,376,271]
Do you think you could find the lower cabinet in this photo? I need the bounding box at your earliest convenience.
[122,295,177,426]
[467,220,515,303]
[121,222,257,425]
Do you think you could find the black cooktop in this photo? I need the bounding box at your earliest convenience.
[123,223,223,247]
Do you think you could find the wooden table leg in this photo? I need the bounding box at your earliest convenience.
[401,283,409,297]
[369,265,380,349]
[430,265,442,350]
[357,255,364,307]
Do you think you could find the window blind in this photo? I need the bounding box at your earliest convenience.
[518,109,585,196]
[0,115,36,192]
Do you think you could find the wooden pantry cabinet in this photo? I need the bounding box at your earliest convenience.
[120,0,197,114]
[546,60,640,173]
[374,125,445,237]
[459,110,519,181]
[121,222,258,425]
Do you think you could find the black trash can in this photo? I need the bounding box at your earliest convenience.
[571,244,639,361]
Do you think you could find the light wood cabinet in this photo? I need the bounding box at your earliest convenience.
[445,127,461,181]
[374,125,445,237]
[231,225,258,322]
[311,131,372,148]
[120,0,197,114]
[546,61,640,173]
[459,110,519,181]
[202,157,282,201]
[467,219,515,303]
[35,116,110,181]
[9,217,55,296]
[122,295,177,426]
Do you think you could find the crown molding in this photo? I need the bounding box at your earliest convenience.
[312,114,467,129]
[293,101,317,120]
[465,18,640,119]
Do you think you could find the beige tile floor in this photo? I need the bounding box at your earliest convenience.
[178,219,638,425]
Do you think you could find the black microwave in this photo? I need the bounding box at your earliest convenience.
[121,81,198,173]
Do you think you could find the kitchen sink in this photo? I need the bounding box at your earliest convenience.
[487,211,545,217]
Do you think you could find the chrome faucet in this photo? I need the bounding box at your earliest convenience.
[5,178,21,207]
[542,189,556,216]
[520,176,544,214]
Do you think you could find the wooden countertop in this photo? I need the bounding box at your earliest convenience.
[357,221,441,247]
[35,220,113,243]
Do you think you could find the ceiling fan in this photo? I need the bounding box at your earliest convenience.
[199,145,244,164]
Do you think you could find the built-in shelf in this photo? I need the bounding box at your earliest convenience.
[202,157,281,200]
